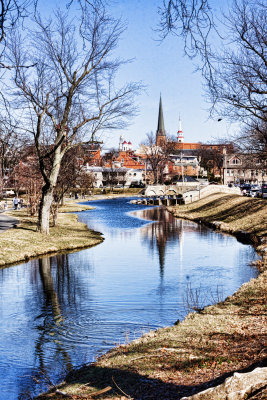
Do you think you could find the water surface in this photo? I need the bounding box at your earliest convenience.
[0,198,258,399]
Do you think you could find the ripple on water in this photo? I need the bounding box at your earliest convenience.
[0,198,259,400]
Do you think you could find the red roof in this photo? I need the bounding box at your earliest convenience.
[128,141,132,145]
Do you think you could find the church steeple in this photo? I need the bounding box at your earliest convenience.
[156,95,166,146]
[177,115,184,143]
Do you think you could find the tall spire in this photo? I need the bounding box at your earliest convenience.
[157,94,166,136]
[177,115,184,143]
[156,95,166,146]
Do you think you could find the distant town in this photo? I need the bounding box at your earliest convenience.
[5,95,266,196]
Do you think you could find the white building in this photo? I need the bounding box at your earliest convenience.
[85,165,144,187]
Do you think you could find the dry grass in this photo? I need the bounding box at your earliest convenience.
[37,193,267,400]
[0,202,103,268]
[37,271,267,400]
[169,193,267,238]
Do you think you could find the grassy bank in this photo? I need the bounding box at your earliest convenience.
[168,193,267,261]
[0,200,103,268]
[37,193,267,400]
[0,192,141,268]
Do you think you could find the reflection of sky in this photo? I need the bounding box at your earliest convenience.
[79,198,153,234]
[0,198,259,400]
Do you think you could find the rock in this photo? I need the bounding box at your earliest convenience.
[212,221,222,229]
[181,367,267,400]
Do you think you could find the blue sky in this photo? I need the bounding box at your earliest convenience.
[104,0,235,149]
[39,0,234,149]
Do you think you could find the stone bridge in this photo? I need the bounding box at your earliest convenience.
[144,183,200,197]
[143,183,241,204]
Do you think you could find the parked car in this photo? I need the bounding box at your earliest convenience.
[257,183,267,199]
[248,188,259,197]
[241,184,251,195]
[5,190,15,196]
[129,181,145,188]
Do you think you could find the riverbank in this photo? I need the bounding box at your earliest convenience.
[0,191,142,268]
[0,200,103,268]
[168,193,267,267]
[37,193,267,400]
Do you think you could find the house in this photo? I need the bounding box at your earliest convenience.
[84,165,145,187]
[223,153,267,185]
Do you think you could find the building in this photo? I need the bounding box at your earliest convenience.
[81,143,102,166]
[223,153,267,185]
[155,95,167,147]
[169,151,203,179]
[85,165,145,187]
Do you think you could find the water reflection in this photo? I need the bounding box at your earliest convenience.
[0,198,259,400]
[36,256,73,371]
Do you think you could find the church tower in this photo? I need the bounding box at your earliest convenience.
[177,116,184,143]
[156,95,167,146]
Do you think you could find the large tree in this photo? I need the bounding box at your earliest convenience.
[8,2,140,234]
[159,0,267,146]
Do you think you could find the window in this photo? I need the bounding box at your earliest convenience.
[230,158,241,165]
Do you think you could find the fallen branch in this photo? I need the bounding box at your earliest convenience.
[86,386,112,397]
[112,376,132,399]
[55,390,73,398]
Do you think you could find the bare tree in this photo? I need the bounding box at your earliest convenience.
[158,0,215,75]
[159,0,267,150]
[204,1,267,124]
[196,147,224,182]
[8,2,141,234]
[51,148,95,226]
[0,117,28,195]
[141,132,175,184]
[0,1,104,61]
[235,116,267,163]
[12,146,43,214]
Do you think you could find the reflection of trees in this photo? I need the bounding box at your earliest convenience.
[138,208,183,278]
[32,255,77,393]
[18,253,90,398]
[135,207,209,278]
[39,256,62,318]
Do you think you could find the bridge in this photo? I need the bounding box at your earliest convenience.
[132,183,241,206]
[144,183,199,197]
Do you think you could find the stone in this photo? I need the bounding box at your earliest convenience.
[181,367,267,400]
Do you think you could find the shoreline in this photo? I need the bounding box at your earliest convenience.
[167,193,267,270]
[0,200,104,268]
[0,193,140,268]
[36,192,267,399]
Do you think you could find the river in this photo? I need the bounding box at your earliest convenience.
[0,197,259,399]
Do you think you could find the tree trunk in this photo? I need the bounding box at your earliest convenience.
[38,184,54,234]
[38,147,63,234]
[51,202,59,227]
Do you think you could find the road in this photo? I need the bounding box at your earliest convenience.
[0,213,19,232]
